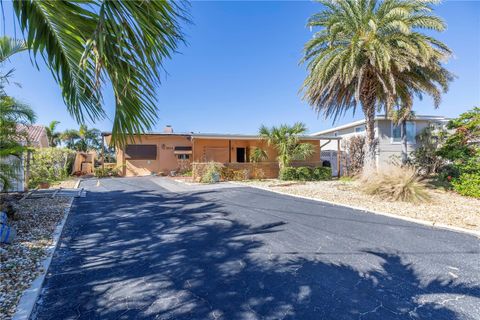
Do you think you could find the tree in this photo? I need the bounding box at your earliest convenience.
[45,120,61,147]
[301,0,452,170]
[259,122,315,169]
[7,0,187,146]
[60,125,102,152]
[0,36,27,93]
[0,96,36,191]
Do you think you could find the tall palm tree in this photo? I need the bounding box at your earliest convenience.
[301,0,452,170]
[7,0,187,146]
[45,120,61,147]
[259,122,315,169]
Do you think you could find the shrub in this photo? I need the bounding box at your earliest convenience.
[28,148,75,189]
[280,166,331,181]
[410,124,447,175]
[200,162,223,183]
[94,166,120,178]
[313,167,331,180]
[360,166,430,202]
[452,173,480,198]
[296,167,313,181]
[342,135,365,176]
[279,167,298,181]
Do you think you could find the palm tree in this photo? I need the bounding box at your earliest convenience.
[61,125,102,152]
[301,0,452,170]
[45,120,61,147]
[7,0,187,146]
[259,122,315,169]
[0,36,27,93]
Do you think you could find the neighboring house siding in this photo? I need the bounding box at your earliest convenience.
[313,116,449,169]
[1,155,24,192]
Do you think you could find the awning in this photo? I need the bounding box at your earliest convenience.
[174,146,192,155]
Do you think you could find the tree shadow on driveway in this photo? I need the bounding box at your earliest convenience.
[32,183,480,320]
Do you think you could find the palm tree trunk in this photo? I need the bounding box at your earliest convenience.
[360,74,377,173]
[401,119,408,165]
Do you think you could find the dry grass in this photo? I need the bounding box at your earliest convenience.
[359,166,430,203]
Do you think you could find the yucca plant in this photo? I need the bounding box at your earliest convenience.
[360,165,430,202]
[302,0,453,170]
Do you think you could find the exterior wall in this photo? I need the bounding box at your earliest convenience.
[116,135,323,177]
[192,162,280,181]
[117,135,192,176]
[376,119,438,167]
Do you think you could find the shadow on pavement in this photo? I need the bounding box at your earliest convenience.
[32,182,480,320]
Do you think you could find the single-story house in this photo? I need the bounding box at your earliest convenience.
[311,115,449,169]
[103,126,341,179]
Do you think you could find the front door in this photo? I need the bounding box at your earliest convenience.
[236,148,246,163]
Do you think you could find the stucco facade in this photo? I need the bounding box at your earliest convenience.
[109,132,336,178]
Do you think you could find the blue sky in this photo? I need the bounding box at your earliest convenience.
[2,0,480,134]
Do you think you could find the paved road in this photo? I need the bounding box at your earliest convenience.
[32,177,480,320]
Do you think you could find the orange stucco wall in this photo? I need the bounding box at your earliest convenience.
[116,135,192,176]
[115,135,322,177]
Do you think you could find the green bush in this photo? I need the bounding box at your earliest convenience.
[94,166,120,178]
[452,173,480,198]
[28,148,75,188]
[296,167,313,181]
[280,166,331,181]
[313,167,331,180]
[279,167,298,181]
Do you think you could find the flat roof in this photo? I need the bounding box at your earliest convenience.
[311,114,450,136]
[102,132,341,140]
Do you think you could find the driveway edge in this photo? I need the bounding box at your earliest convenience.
[240,183,480,238]
[12,179,81,320]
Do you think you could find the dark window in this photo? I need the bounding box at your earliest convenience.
[236,148,246,163]
[322,160,331,167]
[125,144,157,160]
[177,154,190,160]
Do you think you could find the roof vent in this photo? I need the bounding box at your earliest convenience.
[164,125,173,134]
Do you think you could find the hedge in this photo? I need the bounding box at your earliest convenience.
[279,166,331,181]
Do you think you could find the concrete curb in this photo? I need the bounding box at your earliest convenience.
[238,183,480,239]
[12,180,81,320]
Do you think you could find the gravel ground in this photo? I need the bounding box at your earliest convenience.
[240,179,480,231]
[0,196,72,319]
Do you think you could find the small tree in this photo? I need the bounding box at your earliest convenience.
[410,124,447,175]
[259,122,315,169]
[61,125,102,152]
[342,135,365,176]
[45,120,61,147]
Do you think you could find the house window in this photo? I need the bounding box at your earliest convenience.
[355,125,365,133]
[392,121,416,143]
[177,154,190,160]
[125,144,157,160]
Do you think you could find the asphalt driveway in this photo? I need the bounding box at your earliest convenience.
[32,177,480,320]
